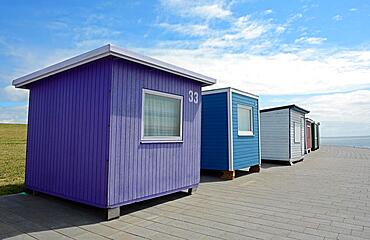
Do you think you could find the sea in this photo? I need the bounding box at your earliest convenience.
[321,136,370,149]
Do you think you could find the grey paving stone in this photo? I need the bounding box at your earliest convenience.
[73,232,110,240]
[0,233,37,240]
[318,224,352,235]
[121,225,161,238]
[288,231,324,240]
[29,230,73,240]
[148,232,184,240]
[145,222,208,239]
[0,222,20,235]
[303,227,339,239]
[80,223,121,237]
[350,230,370,239]
[54,226,90,238]
[1,146,370,240]
[331,221,364,231]
[102,219,134,230]
[338,233,369,240]
[109,231,147,240]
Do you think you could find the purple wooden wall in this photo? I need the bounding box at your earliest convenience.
[108,57,202,207]
[25,57,112,208]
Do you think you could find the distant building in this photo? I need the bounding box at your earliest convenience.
[260,105,309,164]
[201,88,261,179]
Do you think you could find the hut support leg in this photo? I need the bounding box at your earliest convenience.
[249,165,260,173]
[221,170,235,180]
[187,187,197,195]
[32,190,39,196]
[106,207,120,221]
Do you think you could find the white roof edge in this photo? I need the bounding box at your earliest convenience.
[12,44,216,88]
[202,87,259,99]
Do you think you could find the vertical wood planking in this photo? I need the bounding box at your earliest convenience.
[108,57,201,207]
[231,92,260,169]
[25,57,112,208]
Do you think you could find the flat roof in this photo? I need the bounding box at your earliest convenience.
[260,104,310,114]
[12,44,216,88]
[306,118,314,123]
[202,87,259,100]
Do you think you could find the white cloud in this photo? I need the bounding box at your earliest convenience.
[233,15,270,39]
[296,90,370,137]
[199,15,271,48]
[275,26,286,33]
[333,15,343,21]
[0,105,28,123]
[146,44,370,137]
[191,4,231,19]
[349,8,358,12]
[301,90,370,123]
[261,90,370,137]
[158,23,209,36]
[264,9,273,15]
[295,37,327,45]
[146,48,370,96]
[1,85,28,102]
[160,0,232,19]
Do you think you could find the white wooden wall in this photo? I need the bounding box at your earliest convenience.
[290,109,305,161]
[260,109,290,161]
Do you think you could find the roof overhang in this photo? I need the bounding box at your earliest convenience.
[260,104,310,114]
[12,44,216,88]
[202,87,259,100]
[306,118,314,123]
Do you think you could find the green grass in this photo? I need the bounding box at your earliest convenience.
[0,123,27,195]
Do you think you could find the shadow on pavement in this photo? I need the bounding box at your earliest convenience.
[0,190,190,239]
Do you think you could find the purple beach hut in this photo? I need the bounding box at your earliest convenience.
[12,44,216,220]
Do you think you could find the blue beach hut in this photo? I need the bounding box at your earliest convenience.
[201,88,261,180]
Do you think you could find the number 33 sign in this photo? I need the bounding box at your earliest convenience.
[188,90,199,104]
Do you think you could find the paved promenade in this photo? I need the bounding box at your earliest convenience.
[1,146,370,240]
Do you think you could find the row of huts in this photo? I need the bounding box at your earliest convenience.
[12,44,320,220]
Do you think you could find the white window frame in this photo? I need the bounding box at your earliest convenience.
[294,122,301,143]
[141,89,183,143]
[237,104,253,136]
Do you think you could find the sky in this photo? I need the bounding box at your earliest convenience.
[0,0,369,137]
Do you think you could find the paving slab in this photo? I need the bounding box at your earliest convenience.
[1,146,370,240]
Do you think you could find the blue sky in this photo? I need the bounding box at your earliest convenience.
[1,0,369,137]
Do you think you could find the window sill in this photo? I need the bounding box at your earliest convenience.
[141,139,184,144]
[238,131,254,136]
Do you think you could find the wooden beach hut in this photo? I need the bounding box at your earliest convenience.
[312,122,320,151]
[305,118,314,153]
[12,44,216,220]
[201,88,261,180]
[260,105,309,164]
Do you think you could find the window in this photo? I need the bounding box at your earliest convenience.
[141,89,183,142]
[294,122,301,143]
[237,105,253,136]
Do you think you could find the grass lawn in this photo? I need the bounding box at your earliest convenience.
[0,123,27,195]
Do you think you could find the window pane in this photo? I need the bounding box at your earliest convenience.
[238,107,251,132]
[294,122,301,142]
[144,93,181,137]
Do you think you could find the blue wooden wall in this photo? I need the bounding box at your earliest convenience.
[232,92,260,169]
[201,92,229,170]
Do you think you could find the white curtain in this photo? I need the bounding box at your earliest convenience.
[144,93,181,137]
[238,107,251,132]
